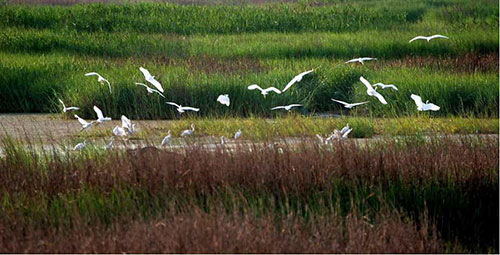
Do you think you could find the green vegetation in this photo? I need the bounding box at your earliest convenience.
[0,0,498,118]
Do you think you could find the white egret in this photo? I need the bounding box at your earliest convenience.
[161,130,172,147]
[85,72,112,93]
[359,76,388,105]
[73,140,86,151]
[139,67,164,93]
[340,123,350,134]
[247,84,281,97]
[58,99,79,112]
[105,137,114,150]
[166,102,200,113]
[113,125,127,136]
[373,83,398,91]
[331,98,369,109]
[409,35,449,43]
[180,123,195,137]
[410,94,440,111]
[74,114,95,130]
[234,129,242,139]
[217,94,230,106]
[121,115,137,135]
[341,128,352,138]
[135,83,165,98]
[271,104,303,112]
[93,106,112,123]
[345,57,376,65]
[282,69,314,92]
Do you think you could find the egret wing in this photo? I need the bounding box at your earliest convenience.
[410,94,423,108]
[423,103,440,111]
[93,106,104,120]
[181,107,199,112]
[147,78,164,93]
[372,91,388,105]
[359,76,373,90]
[84,72,99,77]
[409,36,426,43]
[430,34,448,40]
[121,115,131,129]
[74,115,88,126]
[264,87,282,94]
[331,98,348,105]
[345,58,358,63]
[350,101,369,107]
[288,104,303,108]
[247,84,262,91]
[271,106,286,110]
[166,102,181,108]
[139,67,152,79]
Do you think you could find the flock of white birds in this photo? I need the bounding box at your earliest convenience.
[64,34,447,151]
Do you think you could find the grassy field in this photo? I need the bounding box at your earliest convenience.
[0,0,498,118]
[0,0,498,253]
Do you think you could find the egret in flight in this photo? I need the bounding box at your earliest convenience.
[247,84,281,97]
[359,76,387,105]
[139,67,164,93]
[58,98,79,112]
[217,94,230,106]
[410,94,440,111]
[93,106,112,123]
[271,104,303,112]
[161,130,172,146]
[166,102,200,113]
[409,35,449,43]
[345,57,376,65]
[331,98,369,109]
[121,115,137,135]
[74,114,95,130]
[113,125,127,136]
[282,69,314,92]
[373,83,398,91]
[135,83,165,98]
[180,124,195,137]
[85,72,112,93]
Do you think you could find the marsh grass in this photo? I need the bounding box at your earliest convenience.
[0,134,497,252]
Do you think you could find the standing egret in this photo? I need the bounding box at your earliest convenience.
[180,124,195,137]
[373,83,398,91]
[166,102,200,113]
[217,94,230,106]
[84,72,112,93]
[139,67,164,93]
[58,99,79,112]
[73,140,86,151]
[93,106,112,123]
[234,129,242,139]
[331,98,369,109]
[410,94,440,111]
[271,104,303,112]
[74,114,95,130]
[359,77,387,105]
[161,130,172,146]
[345,57,376,65]
[282,69,314,92]
[135,83,165,98]
[247,84,281,97]
[409,35,449,43]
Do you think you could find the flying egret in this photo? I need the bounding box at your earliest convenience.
[373,83,398,91]
[113,125,127,136]
[331,98,369,109]
[85,72,112,93]
[139,67,164,93]
[345,57,376,65]
[166,102,200,113]
[93,106,112,123]
[271,104,303,112]
[73,140,86,151]
[58,99,79,113]
[180,123,195,137]
[247,84,281,97]
[161,130,172,146]
[217,94,230,106]
[340,123,350,134]
[74,114,95,130]
[135,83,165,98]
[121,115,137,135]
[409,35,449,43]
[410,94,440,111]
[282,69,314,92]
[359,76,388,105]
[234,129,242,139]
